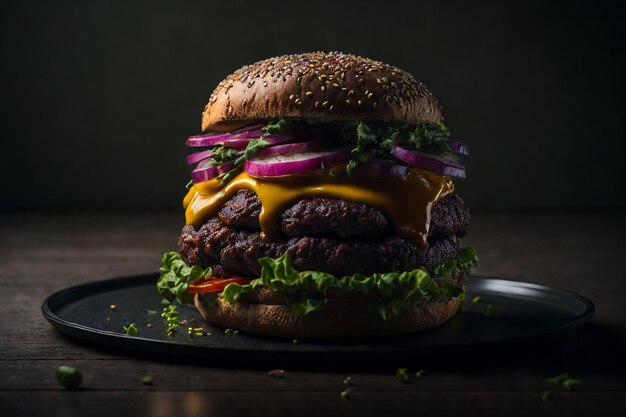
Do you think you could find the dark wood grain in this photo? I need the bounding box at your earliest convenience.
[1,212,625,417]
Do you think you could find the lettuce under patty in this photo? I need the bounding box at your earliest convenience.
[157,247,478,320]
[157,252,212,305]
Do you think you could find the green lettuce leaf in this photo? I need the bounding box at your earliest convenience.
[156,252,211,305]
[160,246,478,319]
[434,246,479,278]
[220,249,476,320]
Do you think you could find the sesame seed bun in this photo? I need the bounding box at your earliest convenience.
[194,293,461,339]
[202,52,443,133]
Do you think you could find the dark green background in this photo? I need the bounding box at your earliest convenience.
[1,0,624,210]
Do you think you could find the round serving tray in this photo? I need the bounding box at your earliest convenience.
[42,274,594,362]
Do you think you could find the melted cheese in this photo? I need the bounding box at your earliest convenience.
[183,170,453,249]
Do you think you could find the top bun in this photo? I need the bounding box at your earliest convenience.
[202,52,443,132]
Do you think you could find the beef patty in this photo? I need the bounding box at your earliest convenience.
[218,189,469,239]
[179,191,470,278]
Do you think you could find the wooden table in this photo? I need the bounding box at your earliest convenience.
[1,212,625,416]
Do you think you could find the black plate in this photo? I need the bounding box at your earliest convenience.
[42,274,594,362]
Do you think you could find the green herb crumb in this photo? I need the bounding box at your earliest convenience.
[546,373,581,391]
[415,370,426,378]
[225,328,239,336]
[142,375,153,386]
[562,378,581,391]
[471,296,481,303]
[485,304,499,318]
[56,365,82,390]
[188,327,205,337]
[123,322,139,336]
[396,368,409,383]
[292,339,299,346]
[542,390,551,402]
[161,305,179,336]
[546,373,570,385]
[340,388,351,400]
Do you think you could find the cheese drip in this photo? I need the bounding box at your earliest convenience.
[183,170,453,248]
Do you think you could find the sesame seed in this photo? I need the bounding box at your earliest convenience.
[367,93,373,99]
[345,99,351,107]
[315,101,320,109]
[305,91,314,96]
[332,83,339,88]
[322,101,329,107]
[341,87,347,91]
[348,90,354,96]
[295,98,302,105]
[289,94,296,100]
[329,105,334,112]
[357,100,362,106]
[358,78,364,83]
[321,85,326,92]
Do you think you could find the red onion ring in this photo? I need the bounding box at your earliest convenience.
[391,146,466,178]
[186,149,213,165]
[254,141,329,158]
[191,160,234,183]
[443,138,470,156]
[245,148,351,177]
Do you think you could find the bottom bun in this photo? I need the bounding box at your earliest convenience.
[195,294,461,338]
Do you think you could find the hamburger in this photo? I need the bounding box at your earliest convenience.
[157,51,477,338]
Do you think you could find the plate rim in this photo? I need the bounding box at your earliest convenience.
[41,274,595,358]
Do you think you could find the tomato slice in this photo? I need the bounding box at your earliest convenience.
[187,277,250,293]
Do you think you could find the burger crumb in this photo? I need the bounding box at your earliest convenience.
[268,369,285,378]
[415,370,426,378]
[343,376,353,385]
[110,304,117,311]
[340,388,351,400]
